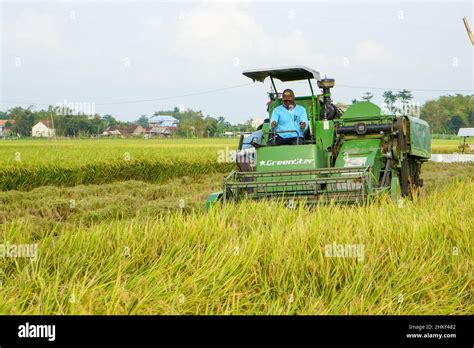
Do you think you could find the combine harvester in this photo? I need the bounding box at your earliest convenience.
[207,66,431,208]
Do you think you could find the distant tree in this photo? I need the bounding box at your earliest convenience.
[204,116,218,137]
[241,122,254,132]
[89,115,107,135]
[468,109,474,126]
[420,94,474,133]
[382,90,398,113]
[5,120,14,136]
[8,107,36,136]
[135,115,149,128]
[395,90,413,115]
[63,115,80,137]
[215,116,228,134]
[0,103,268,138]
[397,89,413,103]
[151,107,237,137]
[397,89,413,110]
[446,115,466,134]
[102,114,118,128]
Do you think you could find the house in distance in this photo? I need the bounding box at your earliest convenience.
[32,120,55,137]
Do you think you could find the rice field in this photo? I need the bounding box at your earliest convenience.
[0,138,236,165]
[0,138,461,165]
[0,138,465,191]
[0,139,235,190]
[431,138,471,154]
[0,138,472,315]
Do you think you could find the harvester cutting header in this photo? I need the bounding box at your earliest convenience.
[207,66,431,208]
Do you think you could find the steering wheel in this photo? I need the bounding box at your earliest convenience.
[267,130,301,144]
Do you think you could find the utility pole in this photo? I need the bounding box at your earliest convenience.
[463,17,474,46]
[50,111,56,140]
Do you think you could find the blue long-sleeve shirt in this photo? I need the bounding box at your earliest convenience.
[270,104,308,139]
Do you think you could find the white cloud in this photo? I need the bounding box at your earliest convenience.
[354,39,392,64]
[139,2,325,84]
[175,2,267,64]
[3,7,59,54]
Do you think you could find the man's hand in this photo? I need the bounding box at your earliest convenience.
[300,121,306,130]
[271,121,277,129]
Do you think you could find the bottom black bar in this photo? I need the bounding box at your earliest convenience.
[0,315,472,346]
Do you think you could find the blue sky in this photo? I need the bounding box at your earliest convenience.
[1,0,473,123]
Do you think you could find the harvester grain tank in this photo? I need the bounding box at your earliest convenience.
[207,66,431,208]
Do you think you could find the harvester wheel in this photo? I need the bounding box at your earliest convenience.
[400,158,423,198]
[399,159,410,197]
[396,117,408,155]
[411,160,423,188]
[224,188,234,202]
[409,160,423,198]
[408,176,417,198]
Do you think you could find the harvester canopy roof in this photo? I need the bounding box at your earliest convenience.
[242,66,321,82]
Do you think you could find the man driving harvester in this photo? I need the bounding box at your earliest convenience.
[269,89,309,146]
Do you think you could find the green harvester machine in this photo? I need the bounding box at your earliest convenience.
[206,66,431,208]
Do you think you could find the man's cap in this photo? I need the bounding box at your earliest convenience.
[282,89,295,101]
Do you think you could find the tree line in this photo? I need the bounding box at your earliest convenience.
[138,107,255,137]
[419,94,473,134]
[0,106,122,137]
[1,93,472,137]
[0,106,255,138]
[358,91,473,133]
